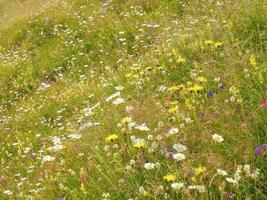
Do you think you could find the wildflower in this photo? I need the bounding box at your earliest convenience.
[112,97,125,106]
[255,144,267,155]
[168,105,179,114]
[163,174,176,182]
[177,56,186,63]
[195,166,206,176]
[68,133,81,140]
[250,54,257,68]
[205,40,214,46]
[42,155,56,163]
[173,143,187,152]
[121,117,132,124]
[217,169,228,176]
[171,182,184,190]
[259,99,267,108]
[226,177,238,185]
[196,77,207,83]
[212,134,224,143]
[135,123,150,131]
[3,190,13,195]
[168,128,179,135]
[214,42,223,48]
[188,85,204,92]
[105,134,119,142]
[133,141,145,148]
[187,185,206,193]
[173,153,186,161]
[144,163,157,170]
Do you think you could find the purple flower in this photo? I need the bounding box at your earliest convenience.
[255,144,267,155]
[207,91,214,98]
[167,152,173,159]
[226,192,235,199]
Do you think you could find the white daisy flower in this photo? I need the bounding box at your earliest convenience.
[212,134,224,143]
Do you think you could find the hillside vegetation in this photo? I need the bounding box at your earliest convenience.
[0,0,266,199]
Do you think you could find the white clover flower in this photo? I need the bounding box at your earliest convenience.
[226,177,238,185]
[112,97,125,106]
[168,128,179,135]
[173,153,186,161]
[212,134,224,143]
[3,190,13,195]
[106,91,121,102]
[115,86,124,91]
[217,169,228,176]
[187,185,206,193]
[135,123,150,131]
[42,155,55,163]
[144,163,157,170]
[171,182,184,190]
[68,133,81,140]
[173,143,187,152]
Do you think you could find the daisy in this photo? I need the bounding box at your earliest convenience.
[171,182,184,190]
[144,163,156,170]
[212,134,224,143]
[173,153,186,161]
[173,143,187,152]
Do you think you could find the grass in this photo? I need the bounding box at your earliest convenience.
[0,0,266,199]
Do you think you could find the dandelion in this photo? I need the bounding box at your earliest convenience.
[196,77,207,83]
[173,153,186,161]
[171,182,184,190]
[163,174,176,182]
[105,134,119,142]
[188,85,204,92]
[133,141,146,148]
[212,134,224,143]
[195,166,206,176]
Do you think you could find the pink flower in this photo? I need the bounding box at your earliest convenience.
[259,99,267,108]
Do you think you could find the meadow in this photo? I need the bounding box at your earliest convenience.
[0,0,266,199]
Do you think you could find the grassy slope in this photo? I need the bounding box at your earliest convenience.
[0,0,266,199]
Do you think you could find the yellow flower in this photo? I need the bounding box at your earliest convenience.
[143,191,149,197]
[133,74,139,79]
[195,166,206,176]
[168,105,179,114]
[250,54,256,68]
[125,73,132,78]
[205,40,214,46]
[121,117,132,124]
[214,42,223,48]
[196,77,207,83]
[105,134,119,142]
[188,85,204,92]
[133,141,145,148]
[163,174,176,182]
[177,56,186,63]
